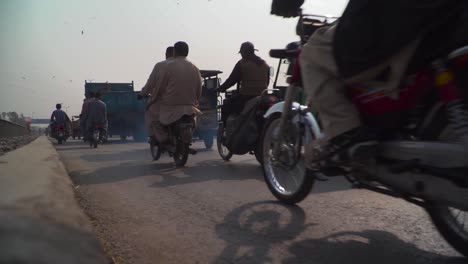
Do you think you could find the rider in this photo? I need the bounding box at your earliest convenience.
[84,92,107,140]
[216,42,270,125]
[140,46,175,139]
[271,0,465,165]
[50,103,71,134]
[79,91,95,141]
[144,41,202,148]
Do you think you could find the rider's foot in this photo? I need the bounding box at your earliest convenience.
[305,126,378,168]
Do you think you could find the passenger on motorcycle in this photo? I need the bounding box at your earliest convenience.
[216,42,270,125]
[143,41,202,151]
[140,46,175,138]
[84,92,108,141]
[50,103,71,134]
[271,0,466,165]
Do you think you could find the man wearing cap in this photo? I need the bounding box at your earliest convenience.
[217,42,270,125]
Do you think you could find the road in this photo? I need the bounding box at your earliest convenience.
[55,138,465,264]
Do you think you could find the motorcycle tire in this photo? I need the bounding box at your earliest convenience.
[261,114,315,205]
[93,141,98,148]
[216,125,233,161]
[426,202,468,257]
[174,141,189,167]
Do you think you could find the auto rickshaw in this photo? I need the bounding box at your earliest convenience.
[194,70,223,149]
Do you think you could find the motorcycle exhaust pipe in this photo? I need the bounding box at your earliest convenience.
[370,164,468,211]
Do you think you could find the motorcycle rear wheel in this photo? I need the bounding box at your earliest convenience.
[426,203,468,257]
[262,115,315,205]
[150,140,161,161]
[174,141,189,167]
[216,125,233,161]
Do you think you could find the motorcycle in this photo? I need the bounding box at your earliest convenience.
[216,89,281,164]
[262,12,468,257]
[89,124,106,148]
[149,115,197,167]
[51,122,69,144]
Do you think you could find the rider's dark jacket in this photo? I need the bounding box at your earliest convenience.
[334,0,467,78]
[218,55,270,96]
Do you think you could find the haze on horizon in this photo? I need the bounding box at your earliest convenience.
[0,0,346,119]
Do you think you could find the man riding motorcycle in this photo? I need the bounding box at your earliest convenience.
[50,103,71,136]
[142,41,202,151]
[84,92,108,141]
[271,0,467,166]
[79,91,95,141]
[216,42,270,125]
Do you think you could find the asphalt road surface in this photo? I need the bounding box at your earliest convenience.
[55,138,466,264]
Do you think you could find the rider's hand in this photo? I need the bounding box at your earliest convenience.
[271,0,303,17]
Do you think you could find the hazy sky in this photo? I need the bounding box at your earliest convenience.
[0,0,347,118]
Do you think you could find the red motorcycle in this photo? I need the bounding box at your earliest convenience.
[262,12,468,257]
[51,123,69,144]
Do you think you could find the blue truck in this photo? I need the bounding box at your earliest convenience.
[84,81,147,141]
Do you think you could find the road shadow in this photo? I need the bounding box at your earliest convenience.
[69,162,175,185]
[150,159,263,188]
[213,201,312,264]
[283,230,466,264]
[79,148,149,162]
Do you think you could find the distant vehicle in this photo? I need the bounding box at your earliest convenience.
[195,70,223,149]
[71,116,81,140]
[84,81,146,141]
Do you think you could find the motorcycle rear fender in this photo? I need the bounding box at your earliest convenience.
[264,101,323,140]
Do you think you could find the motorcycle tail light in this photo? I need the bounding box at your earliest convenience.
[59,126,65,130]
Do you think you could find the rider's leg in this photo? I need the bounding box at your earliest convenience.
[300,25,375,163]
[221,94,249,125]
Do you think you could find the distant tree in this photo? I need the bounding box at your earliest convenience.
[1,112,6,120]
[6,112,26,126]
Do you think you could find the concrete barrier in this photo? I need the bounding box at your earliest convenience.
[0,119,29,138]
[0,137,109,263]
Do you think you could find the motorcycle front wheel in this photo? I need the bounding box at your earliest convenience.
[262,115,315,205]
[174,141,189,167]
[427,203,468,257]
